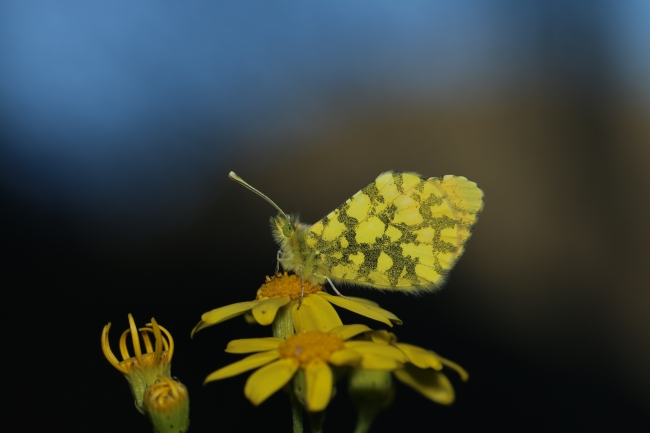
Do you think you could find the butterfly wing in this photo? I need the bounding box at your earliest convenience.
[432,174,484,260]
[306,172,483,292]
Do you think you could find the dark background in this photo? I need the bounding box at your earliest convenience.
[2,1,649,432]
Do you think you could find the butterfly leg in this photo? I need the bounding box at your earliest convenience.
[325,277,350,300]
[275,250,281,275]
[297,266,305,309]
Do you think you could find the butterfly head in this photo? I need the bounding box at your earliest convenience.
[271,213,299,241]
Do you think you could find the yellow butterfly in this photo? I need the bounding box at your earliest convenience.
[230,171,483,294]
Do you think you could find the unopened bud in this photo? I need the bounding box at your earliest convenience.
[143,377,190,433]
[348,368,394,433]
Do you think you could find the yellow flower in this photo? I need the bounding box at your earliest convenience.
[369,330,468,405]
[101,314,175,413]
[204,324,408,412]
[191,272,401,337]
[346,330,468,432]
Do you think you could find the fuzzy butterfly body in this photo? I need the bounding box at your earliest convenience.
[263,171,483,293]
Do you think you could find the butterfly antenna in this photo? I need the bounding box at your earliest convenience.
[229,172,289,219]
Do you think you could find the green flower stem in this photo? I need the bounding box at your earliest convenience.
[290,388,304,433]
[273,301,303,433]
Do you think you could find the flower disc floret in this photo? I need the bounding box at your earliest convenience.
[279,331,345,365]
[257,273,322,300]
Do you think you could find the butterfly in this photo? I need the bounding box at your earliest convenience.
[230,171,483,294]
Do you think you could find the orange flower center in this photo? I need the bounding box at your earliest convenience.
[257,272,322,300]
[279,331,345,365]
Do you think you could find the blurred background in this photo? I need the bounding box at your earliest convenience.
[2,1,649,431]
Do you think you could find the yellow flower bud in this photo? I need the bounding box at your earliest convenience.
[144,377,190,433]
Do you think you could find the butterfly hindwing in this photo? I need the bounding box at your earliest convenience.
[432,175,484,260]
[306,172,482,292]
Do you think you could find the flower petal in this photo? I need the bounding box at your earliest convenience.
[317,293,394,327]
[346,296,380,307]
[435,353,469,382]
[370,330,397,345]
[330,324,373,340]
[366,305,402,325]
[244,311,257,324]
[292,295,343,333]
[305,359,333,412]
[193,301,260,336]
[345,341,408,362]
[244,358,299,406]
[393,363,455,405]
[226,338,284,354]
[342,296,403,325]
[396,343,443,370]
[328,349,362,366]
[202,301,260,323]
[252,297,291,325]
[204,350,280,383]
[360,354,401,370]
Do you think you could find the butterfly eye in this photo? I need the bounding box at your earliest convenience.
[282,223,294,237]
